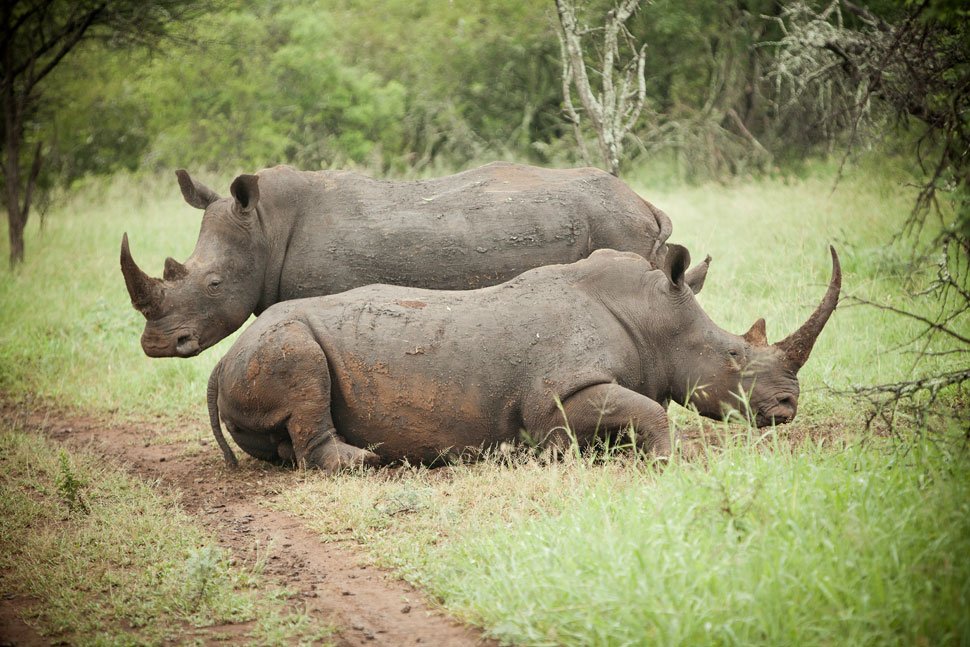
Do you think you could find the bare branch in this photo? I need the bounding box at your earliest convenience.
[844,295,970,347]
[558,35,592,165]
[555,0,651,175]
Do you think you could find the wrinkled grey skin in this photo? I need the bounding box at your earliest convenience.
[206,246,840,471]
[122,162,710,358]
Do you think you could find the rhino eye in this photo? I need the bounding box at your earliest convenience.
[728,349,740,358]
[207,275,223,289]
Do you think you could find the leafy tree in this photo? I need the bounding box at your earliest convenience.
[39,44,152,188]
[135,3,407,173]
[0,0,212,267]
[321,0,563,169]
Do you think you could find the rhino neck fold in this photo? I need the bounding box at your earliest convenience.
[657,308,719,410]
[252,199,293,315]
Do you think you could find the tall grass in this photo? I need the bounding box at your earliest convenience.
[425,436,970,645]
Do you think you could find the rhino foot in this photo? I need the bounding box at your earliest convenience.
[306,433,381,473]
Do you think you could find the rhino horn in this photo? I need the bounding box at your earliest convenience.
[120,233,164,317]
[163,256,189,281]
[775,246,842,369]
[742,317,768,346]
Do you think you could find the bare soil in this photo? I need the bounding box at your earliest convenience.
[0,404,496,647]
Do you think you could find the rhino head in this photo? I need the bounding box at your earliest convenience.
[665,245,841,427]
[121,171,266,357]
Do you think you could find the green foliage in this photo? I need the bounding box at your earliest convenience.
[15,0,968,192]
[56,450,89,515]
[39,45,153,187]
[323,0,563,167]
[33,0,564,178]
[139,3,408,172]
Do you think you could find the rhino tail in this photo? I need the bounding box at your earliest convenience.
[207,359,238,468]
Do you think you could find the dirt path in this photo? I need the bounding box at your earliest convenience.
[1,406,495,646]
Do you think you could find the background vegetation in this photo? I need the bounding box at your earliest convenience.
[22,0,931,183]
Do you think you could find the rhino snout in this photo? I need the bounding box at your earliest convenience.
[140,329,201,358]
[756,396,797,427]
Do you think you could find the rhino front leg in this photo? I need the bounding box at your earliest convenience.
[554,383,672,458]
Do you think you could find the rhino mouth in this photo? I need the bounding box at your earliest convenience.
[754,402,796,427]
[141,330,202,358]
[755,412,793,427]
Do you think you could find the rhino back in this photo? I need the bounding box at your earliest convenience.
[266,162,667,299]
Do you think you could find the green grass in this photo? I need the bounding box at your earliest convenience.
[430,437,970,645]
[273,427,969,645]
[0,425,335,645]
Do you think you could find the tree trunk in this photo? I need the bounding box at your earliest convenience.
[6,205,25,267]
[3,97,27,268]
[2,16,26,269]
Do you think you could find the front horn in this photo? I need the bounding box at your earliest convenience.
[774,246,842,370]
[120,233,164,317]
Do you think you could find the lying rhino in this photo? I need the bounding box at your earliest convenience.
[206,246,840,470]
[122,162,709,358]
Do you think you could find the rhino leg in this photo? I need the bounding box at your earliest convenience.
[303,431,381,473]
[279,382,379,472]
[272,336,380,473]
[553,383,672,458]
[225,319,379,472]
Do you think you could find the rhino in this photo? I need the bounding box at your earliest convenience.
[121,162,710,358]
[205,246,840,470]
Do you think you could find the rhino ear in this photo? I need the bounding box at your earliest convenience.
[685,254,711,294]
[230,174,260,217]
[742,318,768,346]
[176,170,220,210]
[662,244,691,289]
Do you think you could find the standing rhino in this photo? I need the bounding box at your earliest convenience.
[206,246,840,470]
[122,162,709,358]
